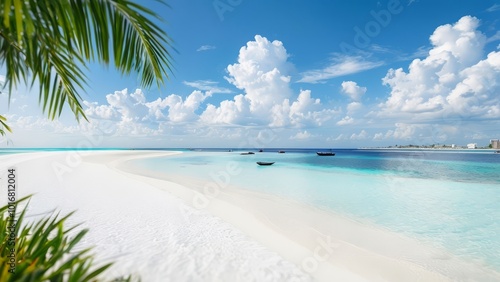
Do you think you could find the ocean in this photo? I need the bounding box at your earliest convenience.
[128,148,500,275]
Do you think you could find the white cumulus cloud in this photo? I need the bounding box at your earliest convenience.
[204,35,338,128]
[347,102,363,114]
[337,116,354,125]
[290,130,312,140]
[73,36,341,143]
[341,81,367,101]
[379,16,500,124]
[350,130,368,140]
[225,35,292,114]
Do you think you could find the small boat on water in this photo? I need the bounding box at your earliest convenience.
[316,152,335,156]
[495,150,500,154]
[278,150,285,153]
[256,161,275,166]
[240,152,255,155]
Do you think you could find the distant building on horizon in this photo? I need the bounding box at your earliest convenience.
[491,139,500,149]
[467,143,477,149]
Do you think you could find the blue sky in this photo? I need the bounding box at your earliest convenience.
[1,0,500,148]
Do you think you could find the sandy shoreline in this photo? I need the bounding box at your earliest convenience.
[1,150,499,281]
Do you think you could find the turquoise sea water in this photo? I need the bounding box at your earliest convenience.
[3,148,498,275]
[130,148,500,274]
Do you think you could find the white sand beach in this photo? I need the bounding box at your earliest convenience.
[1,150,499,281]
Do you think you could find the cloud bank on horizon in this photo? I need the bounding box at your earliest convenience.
[1,15,500,148]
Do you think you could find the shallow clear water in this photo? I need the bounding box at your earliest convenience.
[131,148,500,272]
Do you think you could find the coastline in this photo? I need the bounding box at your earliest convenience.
[1,150,499,281]
[0,150,312,281]
[358,147,499,152]
[117,151,500,282]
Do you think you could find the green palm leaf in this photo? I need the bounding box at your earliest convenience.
[0,0,174,133]
[0,197,138,281]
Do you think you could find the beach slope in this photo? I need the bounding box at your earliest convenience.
[2,150,497,281]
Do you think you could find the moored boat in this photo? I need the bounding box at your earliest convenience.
[316,152,335,156]
[256,161,275,166]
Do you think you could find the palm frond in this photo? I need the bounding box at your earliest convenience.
[0,0,173,129]
[0,197,139,281]
[0,114,12,135]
